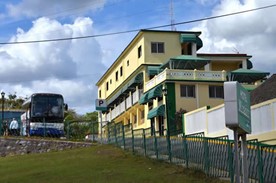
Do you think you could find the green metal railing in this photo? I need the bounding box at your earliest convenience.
[106,122,276,183]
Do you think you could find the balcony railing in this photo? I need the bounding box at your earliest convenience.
[126,95,132,109]
[107,88,142,121]
[145,69,227,91]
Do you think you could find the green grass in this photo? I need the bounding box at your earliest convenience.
[0,144,228,183]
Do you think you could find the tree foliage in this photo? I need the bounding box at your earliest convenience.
[175,108,187,132]
[2,93,25,109]
[64,111,99,140]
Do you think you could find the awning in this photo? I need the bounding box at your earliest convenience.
[107,72,144,106]
[107,90,123,106]
[180,34,203,50]
[147,85,163,100]
[127,72,143,88]
[247,60,253,69]
[148,66,161,76]
[147,105,165,119]
[121,72,144,94]
[159,55,210,70]
[139,93,149,105]
[229,68,270,83]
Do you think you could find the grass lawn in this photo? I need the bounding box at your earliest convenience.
[0,144,228,183]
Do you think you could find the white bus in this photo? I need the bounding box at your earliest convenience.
[21,93,67,137]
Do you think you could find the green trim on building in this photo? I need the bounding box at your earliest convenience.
[160,55,210,70]
[147,105,165,119]
[229,68,270,83]
[182,113,185,135]
[139,93,149,105]
[148,66,161,76]
[180,34,203,50]
[147,85,162,100]
[166,83,176,134]
[107,72,144,106]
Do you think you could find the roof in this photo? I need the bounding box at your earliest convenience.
[159,55,210,70]
[197,53,252,58]
[229,68,270,83]
[250,74,276,105]
[96,29,202,85]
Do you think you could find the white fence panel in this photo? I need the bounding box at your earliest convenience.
[251,104,273,134]
[185,107,207,134]
[207,106,225,134]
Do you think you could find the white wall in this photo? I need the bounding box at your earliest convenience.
[184,106,207,134]
[183,98,276,143]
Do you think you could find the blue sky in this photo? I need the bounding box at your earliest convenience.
[0,0,275,114]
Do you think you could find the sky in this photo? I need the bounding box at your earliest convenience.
[0,0,275,114]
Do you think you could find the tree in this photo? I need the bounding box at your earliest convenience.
[174,108,187,132]
[3,93,25,109]
[64,110,99,140]
[83,111,98,122]
[64,109,79,121]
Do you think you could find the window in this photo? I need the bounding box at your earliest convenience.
[110,79,112,84]
[151,42,164,53]
[138,45,142,58]
[209,86,224,98]
[115,71,118,81]
[99,90,101,98]
[120,66,123,76]
[106,82,109,91]
[180,85,195,98]
[127,60,129,66]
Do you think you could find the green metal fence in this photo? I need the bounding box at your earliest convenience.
[65,120,98,141]
[106,122,276,183]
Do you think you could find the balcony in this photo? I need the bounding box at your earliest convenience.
[106,88,142,121]
[145,69,227,91]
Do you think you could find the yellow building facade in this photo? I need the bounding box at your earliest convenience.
[96,30,267,135]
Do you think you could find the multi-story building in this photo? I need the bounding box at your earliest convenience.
[96,29,269,135]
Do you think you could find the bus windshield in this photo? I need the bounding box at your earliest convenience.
[31,95,63,118]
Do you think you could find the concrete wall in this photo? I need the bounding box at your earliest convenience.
[0,138,92,157]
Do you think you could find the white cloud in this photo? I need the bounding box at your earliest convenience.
[0,16,106,114]
[191,0,276,75]
[6,0,106,19]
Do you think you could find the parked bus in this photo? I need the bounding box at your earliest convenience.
[21,93,67,137]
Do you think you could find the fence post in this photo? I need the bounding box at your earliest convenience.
[154,128,158,159]
[92,121,95,142]
[167,130,172,162]
[204,138,210,175]
[227,140,234,183]
[122,124,125,150]
[107,123,110,144]
[132,128,134,154]
[257,142,264,183]
[115,124,117,146]
[143,129,146,156]
[183,134,189,168]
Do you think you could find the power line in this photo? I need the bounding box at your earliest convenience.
[1,3,275,45]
